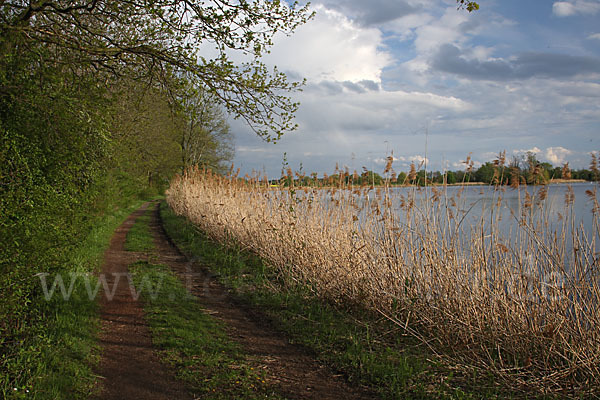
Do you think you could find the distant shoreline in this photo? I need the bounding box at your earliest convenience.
[548,178,587,184]
[267,178,591,189]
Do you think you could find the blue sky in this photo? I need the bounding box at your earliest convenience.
[228,0,600,178]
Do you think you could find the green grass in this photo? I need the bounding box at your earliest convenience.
[1,198,153,400]
[128,260,287,399]
[124,203,287,398]
[124,208,155,252]
[159,201,507,399]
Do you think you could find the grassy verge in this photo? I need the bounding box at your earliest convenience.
[124,204,287,399]
[159,201,505,400]
[1,198,154,399]
[129,261,286,399]
[124,208,154,252]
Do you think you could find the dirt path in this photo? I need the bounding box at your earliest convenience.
[94,202,375,399]
[150,203,376,400]
[93,202,192,400]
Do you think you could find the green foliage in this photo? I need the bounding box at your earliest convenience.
[0,2,309,399]
[473,162,496,184]
[573,169,594,181]
[1,0,312,141]
[361,170,384,186]
[110,78,235,187]
[1,0,307,393]
[1,31,109,353]
[456,1,480,12]
[0,197,148,399]
[110,84,183,189]
[445,171,457,184]
[0,36,160,388]
[174,78,234,173]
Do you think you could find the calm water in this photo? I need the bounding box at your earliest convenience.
[278,182,598,243]
[386,182,598,236]
[272,182,598,274]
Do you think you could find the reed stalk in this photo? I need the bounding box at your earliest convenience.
[167,166,600,396]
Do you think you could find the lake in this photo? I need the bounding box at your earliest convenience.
[386,182,598,237]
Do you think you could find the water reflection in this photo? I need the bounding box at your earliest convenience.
[387,182,598,237]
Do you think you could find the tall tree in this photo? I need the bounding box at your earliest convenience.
[110,80,182,186]
[1,0,312,140]
[176,80,233,173]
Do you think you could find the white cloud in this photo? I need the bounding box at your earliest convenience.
[553,2,577,16]
[237,146,269,153]
[543,147,573,165]
[373,155,434,168]
[407,155,428,164]
[480,151,499,161]
[391,6,510,86]
[510,147,573,166]
[229,1,600,177]
[413,8,470,55]
[374,156,402,164]
[384,12,435,41]
[264,4,392,83]
[388,154,429,167]
[513,147,542,155]
[300,83,470,135]
[553,1,600,17]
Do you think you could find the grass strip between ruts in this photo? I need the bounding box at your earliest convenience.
[124,210,154,252]
[125,204,287,399]
[128,261,287,399]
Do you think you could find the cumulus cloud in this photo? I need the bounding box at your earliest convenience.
[230,1,600,177]
[513,147,543,155]
[308,80,380,96]
[374,156,400,165]
[431,44,600,81]
[386,7,514,87]
[296,84,470,139]
[263,4,392,83]
[236,146,270,154]
[314,0,421,26]
[553,1,600,17]
[406,155,428,164]
[553,2,577,16]
[511,147,574,166]
[378,154,429,167]
[554,81,600,97]
[413,8,471,55]
[544,147,573,165]
[359,80,381,91]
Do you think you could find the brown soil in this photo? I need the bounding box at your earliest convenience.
[93,201,377,399]
[93,202,192,400]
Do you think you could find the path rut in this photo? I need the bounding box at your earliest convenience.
[94,202,192,400]
[93,201,376,399]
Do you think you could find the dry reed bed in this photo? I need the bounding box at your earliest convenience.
[167,168,600,396]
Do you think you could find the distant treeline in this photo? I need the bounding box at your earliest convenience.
[272,151,600,187]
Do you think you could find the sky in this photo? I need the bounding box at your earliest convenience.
[226,0,600,178]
